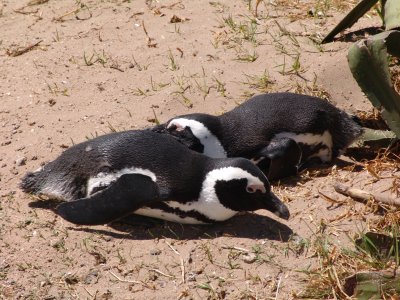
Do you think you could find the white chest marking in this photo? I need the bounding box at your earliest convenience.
[168,118,227,158]
[135,167,266,224]
[274,130,333,162]
[86,167,157,196]
[135,205,206,224]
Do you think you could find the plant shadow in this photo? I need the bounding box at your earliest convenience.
[332,26,384,43]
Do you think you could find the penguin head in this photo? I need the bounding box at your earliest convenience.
[159,114,227,159]
[202,158,290,220]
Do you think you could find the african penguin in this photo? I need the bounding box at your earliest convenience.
[20,130,289,225]
[153,92,363,180]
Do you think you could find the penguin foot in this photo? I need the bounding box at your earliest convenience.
[253,137,302,181]
[298,157,325,171]
[57,174,160,225]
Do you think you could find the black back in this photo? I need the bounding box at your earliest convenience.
[218,93,362,158]
[20,131,209,202]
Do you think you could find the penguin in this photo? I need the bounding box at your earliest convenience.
[153,92,363,180]
[20,130,289,225]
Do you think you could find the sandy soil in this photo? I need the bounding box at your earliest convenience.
[1,0,398,299]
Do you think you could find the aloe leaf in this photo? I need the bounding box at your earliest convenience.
[348,30,400,137]
[344,271,400,299]
[350,128,396,148]
[322,0,379,43]
[355,232,400,258]
[384,0,400,30]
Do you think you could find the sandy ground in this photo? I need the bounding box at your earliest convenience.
[1,0,398,299]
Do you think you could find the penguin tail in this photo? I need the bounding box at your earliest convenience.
[20,171,43,194]
[332,112,364,156]
[344,112,364,139]
[20,168,78,201]
[350,114,363,127]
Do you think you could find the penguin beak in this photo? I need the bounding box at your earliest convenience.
[268,192,290,220]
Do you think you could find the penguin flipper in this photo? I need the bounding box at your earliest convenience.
[57,174,160,225]
[254,137,302,181]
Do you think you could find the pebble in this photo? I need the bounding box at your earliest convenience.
[242,253,257,264]
[102,236,112,242]
[84,269,99,284]
[186,272,197,282]
[64,272,79,285]
[150,248,161,256]
[15,157,27,166]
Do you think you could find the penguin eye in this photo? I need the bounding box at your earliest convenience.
[246,186,256,193]
[168,123,184,132]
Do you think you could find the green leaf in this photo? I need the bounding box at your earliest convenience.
[344,271,400,299]
[348,30,400,137]
[322,0,379,43]
[355,232,400,258]
[350,128,397,147]
[384,0,400,30]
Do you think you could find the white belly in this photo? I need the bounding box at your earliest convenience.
[134,206,205,224]
[134,199,237,224]
[134,201,206,224]
[274,130,333,162]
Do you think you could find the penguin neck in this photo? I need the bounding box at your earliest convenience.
[196,161,239,221]
[217,114,243,155]
[199,125,227,159]
[176,117,227,158]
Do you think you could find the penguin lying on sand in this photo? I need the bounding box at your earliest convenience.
[153,92,363,180]
[20,130,289,225]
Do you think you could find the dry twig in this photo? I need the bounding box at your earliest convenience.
[6,40,42,57]
[221,245,250,252]
[141,20,157,47]
[149,268,175,279]
[334,183,400,207]
[27,0,49,5]
[109,270,141,284]
[14,8,39,15]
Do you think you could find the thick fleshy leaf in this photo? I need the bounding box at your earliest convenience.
[384,0,400,30]
[348,30,400,137]
[344,271,400,299]
[355,231,400,258]
[350,128,396,147]
[322,0,379,43]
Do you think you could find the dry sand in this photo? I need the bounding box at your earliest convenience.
[1,0,398,299]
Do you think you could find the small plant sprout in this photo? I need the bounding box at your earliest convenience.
[242,69,274,92]
[167,49,179,71]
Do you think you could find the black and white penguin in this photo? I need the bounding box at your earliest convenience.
[20,130,289,225]
[153,92,363,180]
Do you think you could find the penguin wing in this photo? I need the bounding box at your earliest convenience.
[57,173,163,225]
[254,137,302,181]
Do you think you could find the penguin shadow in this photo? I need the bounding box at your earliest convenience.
[27,201,292,241]
[274,139,400,187]
[346,139,400,162]
[270,157,358,187]
[28,198,293,241]
[79,212,293,241]
[330,26,384,43]
[27,194,293,241]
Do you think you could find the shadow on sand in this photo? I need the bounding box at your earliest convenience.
[331,26,384,43]
[28,199,293,241]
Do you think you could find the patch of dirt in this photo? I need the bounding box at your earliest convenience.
[1,0,398,299]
